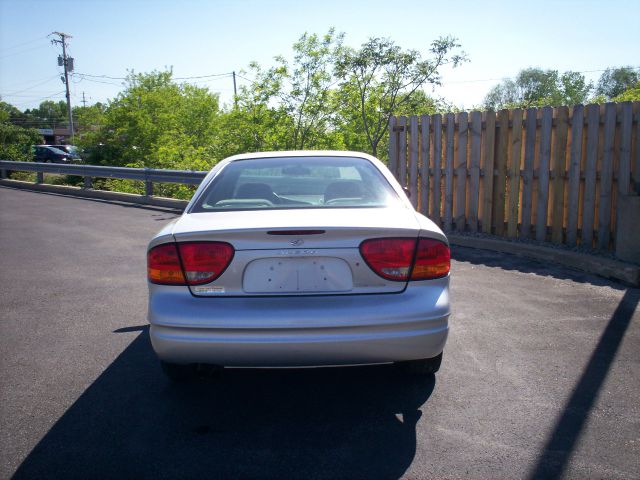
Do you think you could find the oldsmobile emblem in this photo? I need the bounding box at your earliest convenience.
[289,239,304,246]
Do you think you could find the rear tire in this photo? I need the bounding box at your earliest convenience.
[160,361,195,382]
[396,352,443,376]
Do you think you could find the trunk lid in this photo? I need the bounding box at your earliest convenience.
[172,207,423,296]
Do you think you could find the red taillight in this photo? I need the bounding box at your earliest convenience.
[359,238,416,281]
[177,242,234,285]
[147,243,186,285]
[147,242,234,286]
[411,238,450,280]
[359,237,450,282]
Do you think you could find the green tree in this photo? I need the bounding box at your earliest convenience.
[0,101,27,124]
[336,36,466,156]
[484,68,592,109]
[73,102,106,133]
[612,81,640,102]
[0,115,42,162]
[250,29,344,149]
[22,100,68,129]
[81,70,220,170]
[596,67,640,99]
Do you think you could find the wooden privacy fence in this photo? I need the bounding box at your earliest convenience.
[388,102,640,251]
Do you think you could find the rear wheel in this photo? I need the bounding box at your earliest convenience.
[396,352,443,376]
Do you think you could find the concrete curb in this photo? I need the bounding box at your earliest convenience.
[448,234,640,287]
[0,179,188,210]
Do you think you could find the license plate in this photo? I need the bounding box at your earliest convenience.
[243,257,353,293]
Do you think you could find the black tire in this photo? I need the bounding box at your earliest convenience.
[396,352,443,376]
[160,360,195,382]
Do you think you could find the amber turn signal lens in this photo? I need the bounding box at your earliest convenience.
[147,243,186,285]
[411,238,450,280]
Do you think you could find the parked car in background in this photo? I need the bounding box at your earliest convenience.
[147,151,451,382]
[32,145,78,164]
[49,145,82,162]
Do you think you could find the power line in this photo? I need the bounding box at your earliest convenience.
[73,75,123,86]
[7,90,67,107]
[235,74,255,83]
[174,72,232,80]
[0,43,50,60]
[73,72,126,80]
[1,92,66,98]
[0,74,64,90]
[1,75,60,96]
[73,71,233,81]
[0,36,48,53]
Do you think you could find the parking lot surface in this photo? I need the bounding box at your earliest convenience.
[1,186,639,479]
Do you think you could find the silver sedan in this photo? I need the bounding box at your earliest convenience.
[147,151,450,381]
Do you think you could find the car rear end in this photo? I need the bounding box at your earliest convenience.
[147,152,450,371]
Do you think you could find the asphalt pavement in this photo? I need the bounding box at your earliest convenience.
[1,185,638,479]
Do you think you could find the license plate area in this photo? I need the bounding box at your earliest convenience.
[243,257,353,293]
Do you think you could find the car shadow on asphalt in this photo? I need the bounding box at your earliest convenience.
[451,245,627,290]
[13,327,435,480]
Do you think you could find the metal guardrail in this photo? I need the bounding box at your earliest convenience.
[0,160,207,195]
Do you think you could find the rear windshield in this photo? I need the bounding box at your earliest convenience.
[191,156,401,212]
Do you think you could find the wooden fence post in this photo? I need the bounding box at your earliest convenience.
[388,116,398,178]
[520,108,537,238]
[635,102,640,194]
[566,104,584,246]
[409,116,419,208]
[507,109,523,238]
[481,111,496,234]
[443,113,455,231]
[493,110,509,236]
[432,114,443,226]
[582,104,600,247]
[551,106,569,244]
[420,114,430,216]
[535,107,553,242]
[455,112,468,231]
[597,103,617,249]
[398,116,407,186]
[468,111,482,232]
[618,102,633,196]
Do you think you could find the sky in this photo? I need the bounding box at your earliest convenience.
[1,0,639,111]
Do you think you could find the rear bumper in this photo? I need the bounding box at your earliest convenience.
[148,278,450,367]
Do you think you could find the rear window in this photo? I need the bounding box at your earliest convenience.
[191,156,401,212]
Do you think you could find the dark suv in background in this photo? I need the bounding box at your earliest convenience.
[50,145,82,160]
[33,145,81,163]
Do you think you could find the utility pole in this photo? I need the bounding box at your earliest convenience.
[232,71,238,108]
[82,91,87,107]
[50,32,74,142]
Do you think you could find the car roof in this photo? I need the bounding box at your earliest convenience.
[223,150,379,163]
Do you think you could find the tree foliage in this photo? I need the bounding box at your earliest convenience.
[0,121,41,162]
[77,70,220,172]
[484,68,592,109]
[336,36,466,156]
[596,67,640,99]
[250,29,345,149]
[613,81,640,102]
